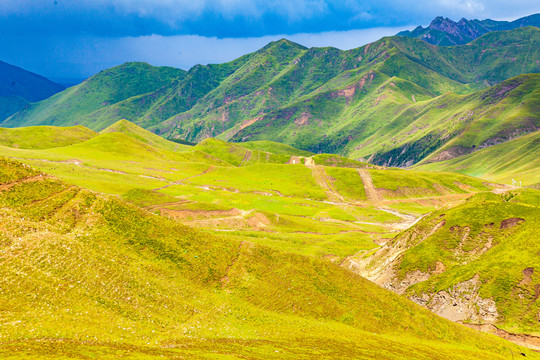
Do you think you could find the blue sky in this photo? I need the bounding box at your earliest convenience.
[1,0,539,80]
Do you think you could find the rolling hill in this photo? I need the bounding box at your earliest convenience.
[3,26,539,171]
[0,157,536,359]
[0,60,64,120]
[397,13,540,46]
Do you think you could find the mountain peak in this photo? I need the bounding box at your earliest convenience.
[399,13,540,46]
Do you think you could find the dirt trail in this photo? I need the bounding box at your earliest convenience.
[304,157,315,168]
[357,169,383,203]
[239,150,252,167]
[221,241,245,288]
[460,322,540,351]
[182,210,254,225]
[311,166,347,204]
[0,174,54,192]
[153,166,215,190]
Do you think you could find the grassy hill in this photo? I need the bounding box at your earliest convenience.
[0,125,97,149]
[2,62,184,129]
[0,157,536,359]
[350,189,540,339]
[3,28,538,169]
[414,130,540,185]
[100,119,190,152]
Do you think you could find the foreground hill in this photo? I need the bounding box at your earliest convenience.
[3,27,539,169]
[0,157,534,359]
[0,60,64,120]
[397,13,540,46]
[348,190,540,348]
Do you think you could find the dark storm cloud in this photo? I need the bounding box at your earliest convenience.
[3,0,538,38]
[0,0,538,79]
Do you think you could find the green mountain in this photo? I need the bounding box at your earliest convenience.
[397,13,540,46]
[0,60,64,120]
[2,27,539,171]
[2,157,537,359]
[350,190,540,342]
[2,62,184,129]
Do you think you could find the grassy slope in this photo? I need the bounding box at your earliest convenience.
[405,191,540,334]
[241,140,314,156]
[1,62,184,129]
[0,157,535,359]
[0,125,97,149]
[100,119,190,152]
[350,73,540,166]
[0,125,497,258]
[414,130,540,185]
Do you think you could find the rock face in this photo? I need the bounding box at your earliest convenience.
[410,275,499,323]
[398,13,540,46]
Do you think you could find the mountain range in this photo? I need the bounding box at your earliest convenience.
[1,20,538,172]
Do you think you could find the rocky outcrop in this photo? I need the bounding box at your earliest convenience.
[410,275,499,323]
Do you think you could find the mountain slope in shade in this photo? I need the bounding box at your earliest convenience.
[397,13,540,45]
[0,60,64,120]
[0,157,536,359]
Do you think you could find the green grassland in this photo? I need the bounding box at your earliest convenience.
[0,157,536,359]
[0,121,498,260]
[414,130,540,185]
[3,28,538,171]
[100,119,190,152]
[0,125,97,149]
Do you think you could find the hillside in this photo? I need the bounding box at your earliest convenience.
[0,125,97,149]
[397,13,540,46]
[347,189,540,347]
[0,120,498,259]
[3,27,539,170]
[100,119,190,152]
[1,62,184,129]
[414,131,540,185]
[1,157,536,359]
[0,60,64,120]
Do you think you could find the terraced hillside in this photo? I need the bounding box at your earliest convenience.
[3,27,539,169]
[348,189,540,349]
[1,157,536,359]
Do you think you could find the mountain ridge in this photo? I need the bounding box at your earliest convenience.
[397,13,540,45]
[1,26,538,176]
